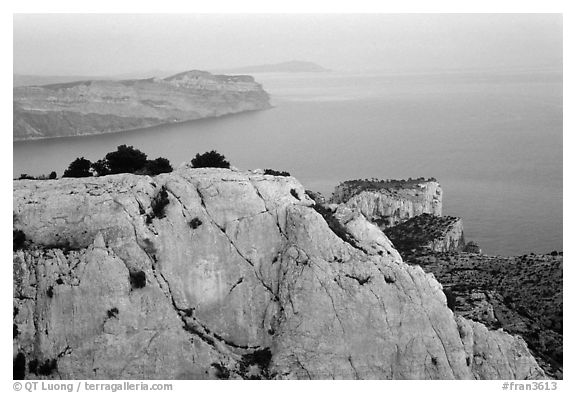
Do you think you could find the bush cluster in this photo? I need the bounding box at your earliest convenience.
[264,169,291,177]
[191,150,230,168]
[61,147,234,179]
[62,145,173,178]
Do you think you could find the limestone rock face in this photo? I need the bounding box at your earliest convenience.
[330,180,442,228]
[384,214,466,253]
[13,168,545,379]
[13,70,271,141]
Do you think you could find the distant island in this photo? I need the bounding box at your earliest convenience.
[214,61,330,74]
[13,70,271,141]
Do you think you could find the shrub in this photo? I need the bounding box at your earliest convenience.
[239,348,272,379]
[36,359,57,376]
[18,174,35,180]
[146,187,170,223]
[105,145,148,174]
[264,169,290,177]
[189,217,203,229]
[13,229,26,251]
[129,271,146,289]
[107,307,119,318]
[13,352,26,380]
[443,288,457,312]
[48,171,57,179]
[191,150,230,168]
[290,188,300,200]
[91,159,110,176]
[145,157,173,175]
[28,359,38,374]
[63,157,92,178]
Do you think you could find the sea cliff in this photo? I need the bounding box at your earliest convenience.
[13,168,546,379]
[330,179,442,228]
[13,70,271,141]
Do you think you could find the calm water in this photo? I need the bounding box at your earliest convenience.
[13,70,563,256]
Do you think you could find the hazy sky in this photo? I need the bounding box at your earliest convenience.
[13,13,562,76]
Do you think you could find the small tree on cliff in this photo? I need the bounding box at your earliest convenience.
[48,171,57,180]
[105,145,148,174]
[63,157,92,178]
[191,150,230,169]
[91,159,111,176]
[144,157,173,175]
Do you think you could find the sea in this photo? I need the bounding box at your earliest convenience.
[13,70,563,256]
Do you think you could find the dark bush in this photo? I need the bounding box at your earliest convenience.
[146,187,170,223]
[36,359,57,376]
[63,157,92,178]
[239,348,272,379]
[28,359,38,374]
[443,288,457,312]
[14,352,26,380]
[189,217,203,229]
[129,271,146,289]
[18,174,35,180]
[145,157,173,175]
[264,169,291,177]
[13,229,26,251]
[107,307,119,318]
[13,324,19,338]
[105,145,148,174]
[48,171,57,179]
[290,189,300,200]
[91,159,111,176]
[191,150,230,168]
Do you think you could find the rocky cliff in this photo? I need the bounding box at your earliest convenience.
[13,70,271,141]
[13,168,545,380]
[402,251,563,379]
[330,179,442,228]
[384,214,466,253]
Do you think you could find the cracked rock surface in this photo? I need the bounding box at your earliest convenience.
[13,168,545,379]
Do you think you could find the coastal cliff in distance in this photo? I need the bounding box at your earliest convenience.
[13,70,271,141]
[13,168,545,380]
[330,178,442,228]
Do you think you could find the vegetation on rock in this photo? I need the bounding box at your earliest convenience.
[63,157,92,178]
[264,169,291,177]
[191,150,230,169]
[58,145,173,178]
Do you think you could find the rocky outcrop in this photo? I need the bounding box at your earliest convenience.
[330,179,442,229]
[402,251,563,379]
[384,214,466,253]
[13,168,545,379]
[13,70,271,141]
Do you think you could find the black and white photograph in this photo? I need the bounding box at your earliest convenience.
[9,6,566,385]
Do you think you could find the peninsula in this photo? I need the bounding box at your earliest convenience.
[13,70,271,141]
